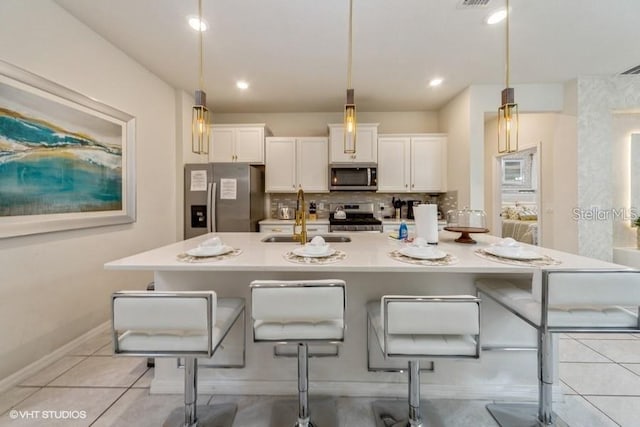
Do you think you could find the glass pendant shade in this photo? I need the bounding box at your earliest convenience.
[498,88,518,153]
[344,88,356,154]
[192,89,210,155]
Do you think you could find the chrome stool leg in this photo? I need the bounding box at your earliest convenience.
[184,357,198,427]
[486,331,568,427]
[408,360,423,427]
[297,343,312,427]
[372,360,425,427]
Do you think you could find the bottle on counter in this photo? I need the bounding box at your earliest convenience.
[398,221,408,241]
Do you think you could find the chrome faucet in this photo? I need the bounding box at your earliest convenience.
[293,188,307,245]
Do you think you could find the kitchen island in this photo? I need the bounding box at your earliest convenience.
[105,231,624,400]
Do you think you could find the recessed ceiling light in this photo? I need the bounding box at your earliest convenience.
[486,9,507,25]
[236,81,249,90]
[429,78,443,87]
[188,16,208,32]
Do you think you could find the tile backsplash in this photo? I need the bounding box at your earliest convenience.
[268,191,458,220]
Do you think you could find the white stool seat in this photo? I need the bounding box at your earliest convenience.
[117,328,222,352]
[116,298,242,353]
[476,279,637,328]
[367,301,477,356]
[254,320,344,341]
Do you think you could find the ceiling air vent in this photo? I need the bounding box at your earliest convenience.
[621,65,640,75]
[457,0,491,8]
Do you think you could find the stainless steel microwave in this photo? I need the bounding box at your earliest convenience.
[329,164,377,191]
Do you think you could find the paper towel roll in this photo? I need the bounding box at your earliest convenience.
[414,204,439,244]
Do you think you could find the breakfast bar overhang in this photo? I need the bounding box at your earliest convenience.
[104,231,628,400]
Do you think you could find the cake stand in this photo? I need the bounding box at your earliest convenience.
[444,227,490,244]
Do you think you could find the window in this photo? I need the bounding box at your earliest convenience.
[502,159,524,184]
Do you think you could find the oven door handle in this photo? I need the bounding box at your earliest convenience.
[367,168,371,186]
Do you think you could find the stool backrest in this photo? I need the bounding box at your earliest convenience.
[250,280,345,322]
[112,291,216,331]
[544,270,640,306]
[383,295,480,335]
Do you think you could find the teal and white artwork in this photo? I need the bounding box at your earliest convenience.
[0,60,135,238]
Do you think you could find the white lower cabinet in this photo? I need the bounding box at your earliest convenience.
[259,224,328,234]
[305,224,329,234]
[377,134,447,193]
[259,224,294,234]
[266,137,328,193]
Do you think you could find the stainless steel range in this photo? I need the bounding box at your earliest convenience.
[329,203,382,232]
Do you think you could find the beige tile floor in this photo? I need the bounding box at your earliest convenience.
[1,331,639,426]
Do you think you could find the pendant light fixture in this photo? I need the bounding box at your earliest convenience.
[497,0,518,154]
[192,0,210,155]
[343,0,356,154]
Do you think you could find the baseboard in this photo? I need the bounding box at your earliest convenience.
[150,378,563,402]
[0,321,111,394]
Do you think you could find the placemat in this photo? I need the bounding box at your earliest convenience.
[388,250,458,266]
[474,248,562,267]
[283,249,347,264]
[177,248,243,263]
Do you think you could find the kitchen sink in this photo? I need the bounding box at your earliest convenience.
[261,234,351,243]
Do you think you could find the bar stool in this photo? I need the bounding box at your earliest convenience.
[367,295,481,427]
[111,291,245,427]
[250,279,346,427]
[476,269,640,426]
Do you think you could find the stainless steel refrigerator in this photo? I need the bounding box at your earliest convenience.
[184,163,265,239]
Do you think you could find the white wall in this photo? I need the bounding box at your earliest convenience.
[552,113,578,254]
[439,88,471,208]
[484,114,558,248]
[468,84,564,211]
[439,84,564,211]
[0,0,178,381]
[212,111,439,136]
[576,76,640,260]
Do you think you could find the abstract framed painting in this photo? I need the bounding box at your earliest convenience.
[0,60,136,239]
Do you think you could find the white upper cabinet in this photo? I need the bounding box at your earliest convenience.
[377,134,447,193]
[209,124,269,164]
[377,136,410,192]
[328,123,378,163]
[297,137,329,192]
[410,135,447,192]
[265,137,297,192]
[265,137,329,193]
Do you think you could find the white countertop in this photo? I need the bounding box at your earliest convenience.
[105,231,621,273]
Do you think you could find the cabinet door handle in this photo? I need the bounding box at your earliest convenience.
[405,184,408,188]
[307,228,318,231]
[292,184,296,188]
[411,184,414,188]
[272,228,282,232]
